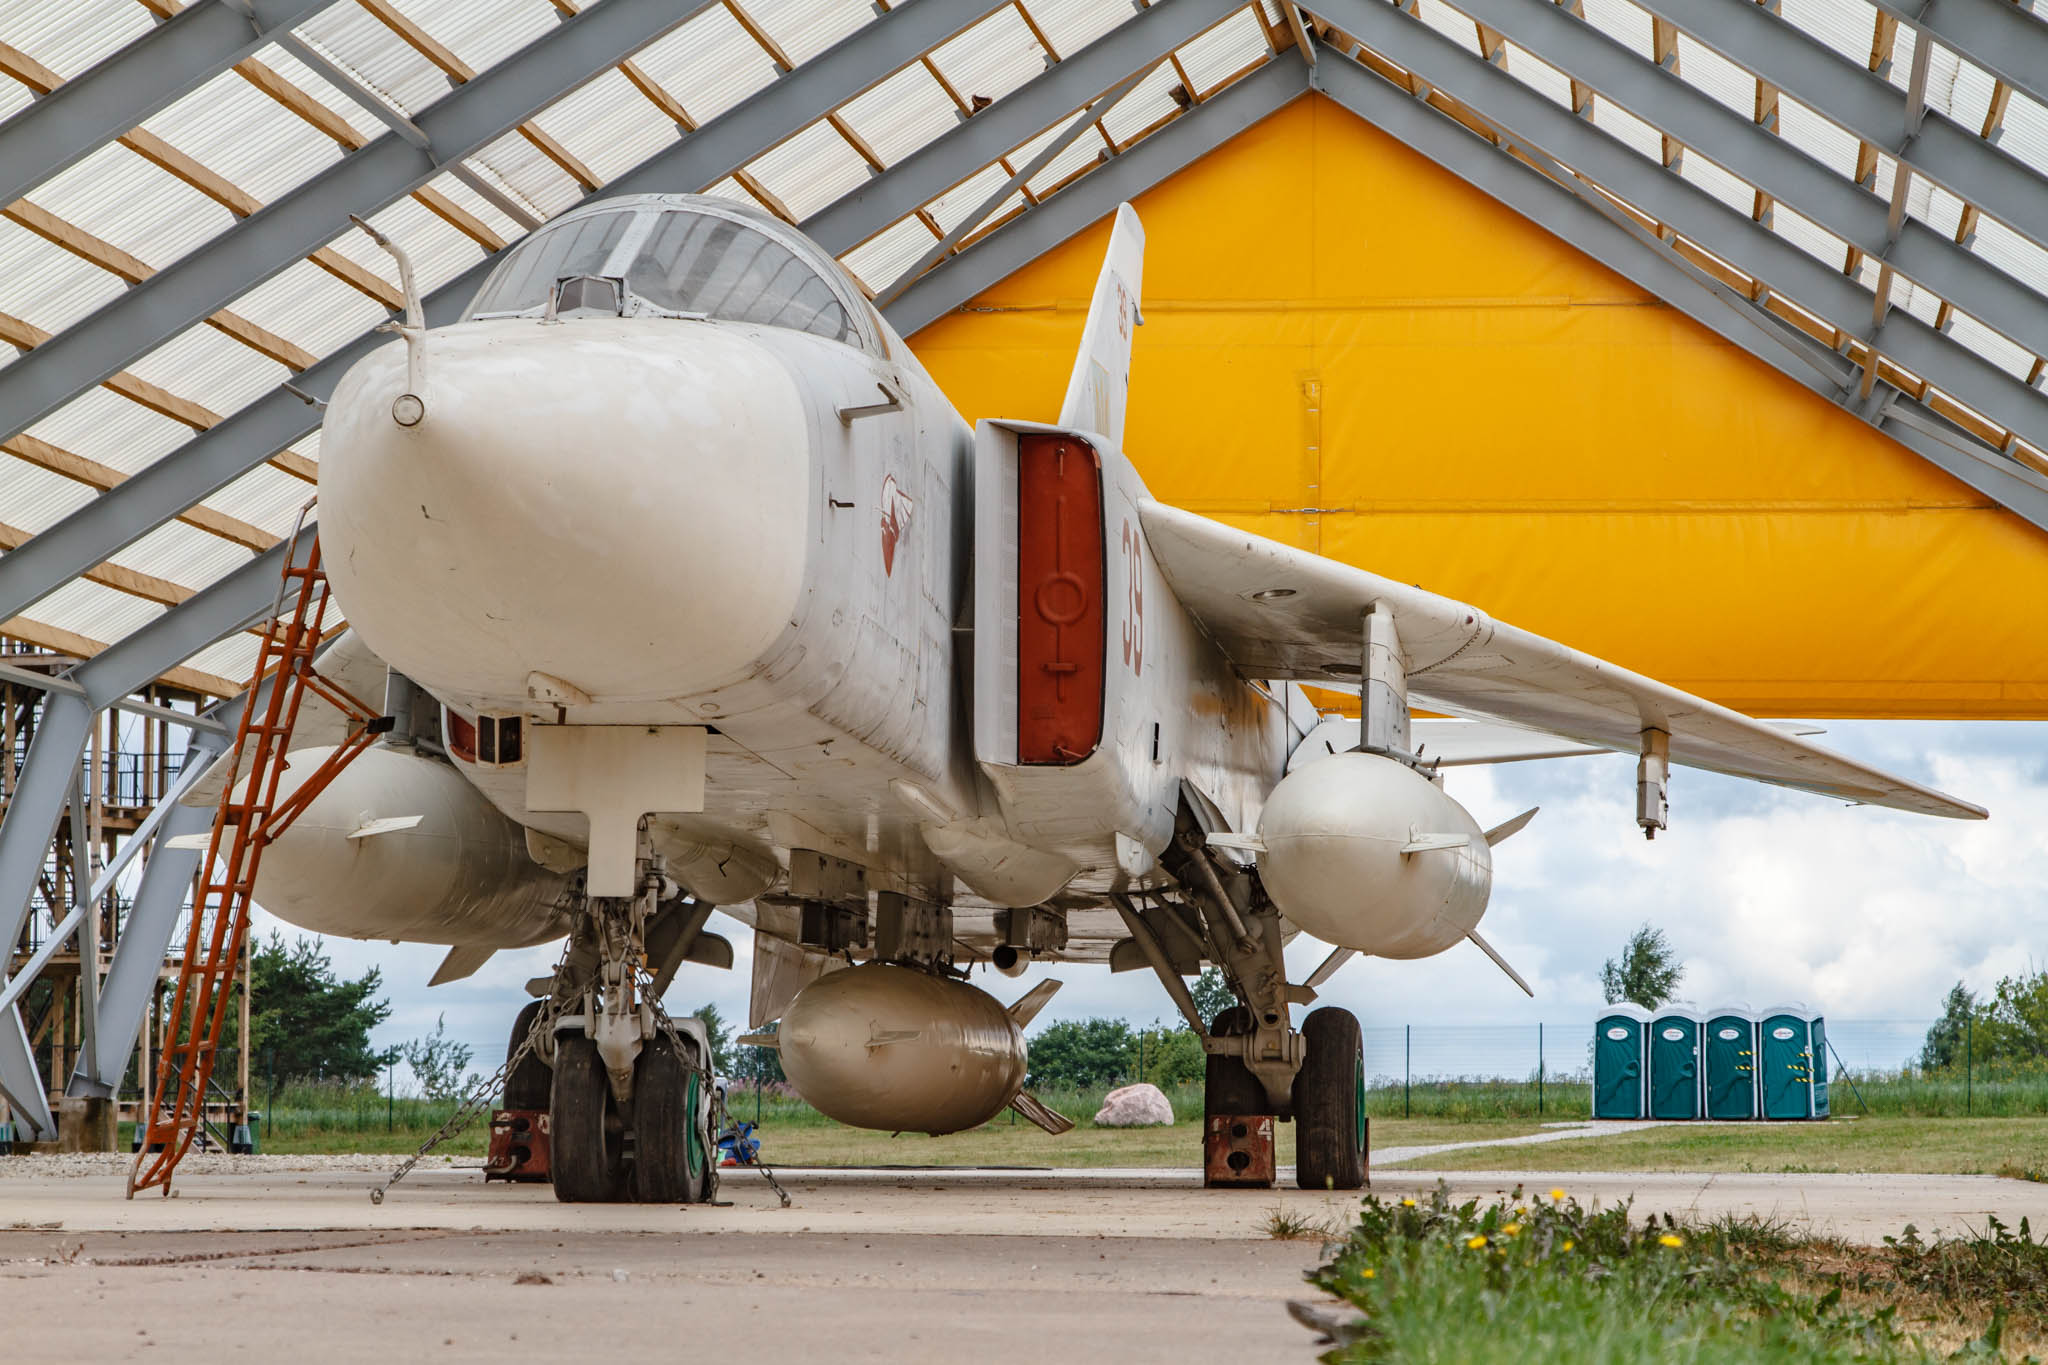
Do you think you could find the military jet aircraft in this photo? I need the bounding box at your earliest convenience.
[231,192,1982,1201]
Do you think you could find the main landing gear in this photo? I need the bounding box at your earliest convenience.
[508,827,718,1204]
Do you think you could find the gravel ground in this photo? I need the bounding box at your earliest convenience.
[0,1151,484,1179]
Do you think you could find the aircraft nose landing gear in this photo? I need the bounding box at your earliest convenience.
[540,825,718,1204]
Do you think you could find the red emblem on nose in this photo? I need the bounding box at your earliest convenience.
[879,473,916,577]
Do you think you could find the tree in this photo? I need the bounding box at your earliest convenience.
[1920,982,1976,1071]
[399,1013,476,1100]
[1599,923,1683,1009]
[690,1003,731,1074]
[1189,967,1236,1026]
[1976,969,2048,1067]
[727,1019,785,1084]
[1133,1021,1205,1087]
[246,931,395,1081]
[1025,1017,1135,1087]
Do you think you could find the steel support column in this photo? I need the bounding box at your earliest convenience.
[0,0,708,445]
[885,55,1313,334]
[0,0,338,209]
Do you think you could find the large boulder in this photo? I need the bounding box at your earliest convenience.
[1093,1082,1174,1127]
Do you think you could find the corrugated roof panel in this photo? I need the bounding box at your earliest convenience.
[0,215,126,340]
[0,79,30,125]
[1881,22,1922,92]
[0,459,100,537]
[929,7,1046,111]
[1996,87,2048,182]
[24,386,202,480]
[1413,0,1480,55]
[1674,149,1758,218]
[1893,273,1944,326]
[630,6,780,128]
[1674,34,1756,121]
[339,188,488,301]
[185,632,267,694]
[142,63,348,209]
[23,577,162,647]
[1966,214,2048,302]
[122,320,290,426]
[925,161,1012,237]
[522,67,680,188]
[1581,0,1654,61]
[841,214,938,295]
[747,0,878,68]
[465,128,582,221]
[1778,0,1880,71]
[746,119,875,221]
[1023,117,1107,199]
[1937,51,1997,137]
[25,141,238,280]
[1775,95,1861,182]
[419,167,528,245]
[838,64,960,173]
[1589,95,1666,165]
[295,2,456,117]
[106,520,257,598]
[1769,201,1848,271]
[228,254,393,361]
[1175,8,1273,96]
[1029,0,1144,67]
[206,461,318,538]
[248,38,391,148]
[1101,62,1185,145]
[1909,177,1966,241]
[1503,42,1576,111]
[1945,308,2038,382]
[0,0,154,84]
[393,0,561,79]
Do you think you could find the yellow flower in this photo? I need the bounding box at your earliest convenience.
[1362,1268,1376,1279]
[1562,1240,1575,1252]
[1501,1223,1521,1237]
[1401,1198,1416,1208]
[1466,1235,1488,1249]
[1549,1188,1567,1202]
[1658,1235,1684,1248]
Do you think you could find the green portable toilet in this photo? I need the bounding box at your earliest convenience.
[1648,1007,1703,1119]
[1759,1003,1822,1119]
[1593,1004,1651,1119]
[1703,1004,1758,1120]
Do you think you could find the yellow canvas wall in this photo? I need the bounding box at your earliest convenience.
[910,96,2048,718]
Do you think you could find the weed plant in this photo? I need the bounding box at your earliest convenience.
[1301,1182,2020,1362]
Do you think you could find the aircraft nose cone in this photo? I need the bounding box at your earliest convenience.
[319,322,811,706]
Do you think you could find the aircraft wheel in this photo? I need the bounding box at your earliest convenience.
[1204,1005,1267,1117]
[503,1000,550,1111]
[630,1035,711,1203]
[550,1033,622,1203]
[1293,1007,1367,1191]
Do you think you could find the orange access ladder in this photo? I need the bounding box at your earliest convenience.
[129,518,387,1196]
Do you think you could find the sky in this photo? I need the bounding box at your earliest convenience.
[255,718,2045,1093]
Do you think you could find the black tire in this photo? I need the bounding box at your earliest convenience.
[1293,1007,1367,1191]
[1205,1005,1268,1117]
[550,1034,620,1203]
[503,1000,550,1112]
[630,1036,709,1203]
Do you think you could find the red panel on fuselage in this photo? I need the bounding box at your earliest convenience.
[1017,433,1105,765]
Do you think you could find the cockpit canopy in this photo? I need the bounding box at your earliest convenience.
[467,196,863,347]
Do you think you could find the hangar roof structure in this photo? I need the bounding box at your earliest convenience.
[0,0,2044,707]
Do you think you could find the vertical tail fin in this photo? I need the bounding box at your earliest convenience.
[1057,202,1145,449]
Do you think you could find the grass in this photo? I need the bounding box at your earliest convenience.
[1298,1181,2047,1361]
[1385,1115,2048,1176]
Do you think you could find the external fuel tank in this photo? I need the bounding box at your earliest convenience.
[778,964,1028,1135]
[252,744,571,947]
